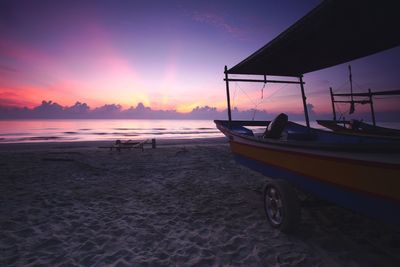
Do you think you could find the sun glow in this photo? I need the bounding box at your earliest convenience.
[1,0,399,120]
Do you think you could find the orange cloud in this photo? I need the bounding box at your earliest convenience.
[0,88,47,108]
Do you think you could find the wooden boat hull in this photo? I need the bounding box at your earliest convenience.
[216,120,400,224]
[317,119,400,138]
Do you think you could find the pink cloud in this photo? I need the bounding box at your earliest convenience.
[0,22,139,108]
[0,38,53,65]
[192,12,245,39]
[0,90,37,107]
[66,21,139,79]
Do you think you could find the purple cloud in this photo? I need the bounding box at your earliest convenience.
[192,12,245,39]
[0,100,398,122]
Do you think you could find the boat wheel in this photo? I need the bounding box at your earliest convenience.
[263,180,300,233]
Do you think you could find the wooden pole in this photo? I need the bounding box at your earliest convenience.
[224,78,303,84]
[299,75,310,128]
[330,87,337,121]
[349,65,355,114]
[224,66,232,123]
[369,89,376,126]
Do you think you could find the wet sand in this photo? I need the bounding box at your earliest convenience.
[1,139,399,266]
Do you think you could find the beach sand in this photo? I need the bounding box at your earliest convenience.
[1,138,399,266]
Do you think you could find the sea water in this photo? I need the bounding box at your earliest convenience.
[0,119,222,143]
[0,119,399,143]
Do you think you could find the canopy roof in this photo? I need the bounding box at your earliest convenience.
[227,0,400,77]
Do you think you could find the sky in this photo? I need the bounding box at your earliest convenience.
[1,0,399,119]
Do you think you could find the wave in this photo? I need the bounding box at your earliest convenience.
[0,119,223,143]
[113,128,141,130]
[29,136,61,140]
[122,130,220,135]
[0,132,31,136]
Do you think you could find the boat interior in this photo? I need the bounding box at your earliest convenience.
[215,113,400,153]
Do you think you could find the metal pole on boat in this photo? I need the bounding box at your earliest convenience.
[299,75,310,128]
[349,65,355,114]
[224,65,232,123]
[369,88,376,126]
[330,87,337,121]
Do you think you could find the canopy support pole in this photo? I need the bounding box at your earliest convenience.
[299,75,310,128]
[330,87,337,121]
[369,89,376,126]
[224,66,232,123]
[224,78,302,84]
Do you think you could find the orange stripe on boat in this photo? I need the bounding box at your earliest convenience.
[231,141,400,201]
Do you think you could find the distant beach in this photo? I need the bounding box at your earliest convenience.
[1,138,400,266]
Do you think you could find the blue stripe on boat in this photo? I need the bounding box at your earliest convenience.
[234,153,400,225]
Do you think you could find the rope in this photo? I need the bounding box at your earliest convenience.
[266,83,288,100]
[335,101,346,121]
[261,83,265,99]
[306,89,329,96]
[234,82,290,121]
[252,83,268,120]
[235,82,260,120]
[375,95,400,99]
[236,82,257,107]
[232,83,238,110]
[353,80,363,90]
[335,80,350,93]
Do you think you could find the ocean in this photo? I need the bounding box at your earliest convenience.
[0,119,226,143]
[0,119,227,143]
[0,119,399,143]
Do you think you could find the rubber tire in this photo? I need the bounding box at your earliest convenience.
[263,180,301,233]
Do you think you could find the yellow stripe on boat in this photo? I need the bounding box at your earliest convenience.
[231,141,400,201]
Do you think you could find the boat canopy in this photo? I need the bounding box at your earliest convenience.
[227,0,400,77]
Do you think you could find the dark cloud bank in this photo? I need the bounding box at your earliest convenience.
[0,101,398,122]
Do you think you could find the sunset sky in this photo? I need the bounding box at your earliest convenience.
[1,0,400,116]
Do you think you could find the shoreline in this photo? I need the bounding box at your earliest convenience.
[0,137,227,152]
[0,119,224,145]
[1,139,400,266]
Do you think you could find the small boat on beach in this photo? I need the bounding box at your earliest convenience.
[316,68,400,137]
[215,0,400,232]
[317,119,400,138]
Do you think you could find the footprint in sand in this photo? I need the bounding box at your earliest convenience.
[277,251,307,266]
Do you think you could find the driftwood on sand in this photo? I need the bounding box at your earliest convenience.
[99,138,156,152]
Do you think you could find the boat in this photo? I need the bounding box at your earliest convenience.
[215,0,400,232]
[315,68,400,137]
[317,119,400,137]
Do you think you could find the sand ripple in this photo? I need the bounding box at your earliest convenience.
[1,143,400,266]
